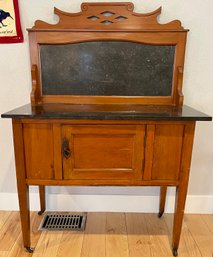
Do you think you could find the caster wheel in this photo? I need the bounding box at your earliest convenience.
[38,210,45,216]
[158,212,163,218]
[172,248,178,257]
[25,247,34,253]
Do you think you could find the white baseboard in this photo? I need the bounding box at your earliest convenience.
[0,193,212,214]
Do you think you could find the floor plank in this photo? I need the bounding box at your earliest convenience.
[0,252,8,257]
[7,212,43,257]
[126,213,151,257]
[145,213,171,257]
[164,214,203,257]
[106,212,129,257]
[32,231,63,257]
[57,231,84,257]
[81,212,106,257]
[0,212,212,257]
[0,212,21,251]
[30,212,43,247]
[201,214,213,235]
[184,214,213,257]
[0,211,11,230]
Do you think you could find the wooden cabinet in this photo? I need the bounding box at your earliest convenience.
[9,110,208,256]
[22,122,188,183]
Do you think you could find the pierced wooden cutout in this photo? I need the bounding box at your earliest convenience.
[87,15,99,21]
[100,11,115,16]
[30,2,185,31]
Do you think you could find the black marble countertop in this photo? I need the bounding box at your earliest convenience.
[1,103,212,121]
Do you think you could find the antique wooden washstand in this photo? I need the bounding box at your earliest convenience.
[2,2,212,256]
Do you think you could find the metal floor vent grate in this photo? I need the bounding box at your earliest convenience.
[39,213,87,231]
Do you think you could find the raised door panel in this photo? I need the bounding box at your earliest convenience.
[62,125,145,180]
[23,124,54,179]
[151,124,184,180]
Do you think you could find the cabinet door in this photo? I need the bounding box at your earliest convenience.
[147,124,184,181]
[23,124,54,179]
[62,125,145,180]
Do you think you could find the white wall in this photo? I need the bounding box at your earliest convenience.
[0,0,213,213]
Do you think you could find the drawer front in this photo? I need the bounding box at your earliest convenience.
[62,125,145,180]
[23,124,54,179]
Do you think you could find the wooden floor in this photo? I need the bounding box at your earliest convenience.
[0,212,212,257]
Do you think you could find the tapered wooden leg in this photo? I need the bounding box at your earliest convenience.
[38,185,46,215]
[158,186,167,218]
[13,120,33,252]
[172,185,188,256]
[172,123,195,257]
[17,184,33,252]
[18,186,30,246]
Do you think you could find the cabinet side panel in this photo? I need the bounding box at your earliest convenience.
[23,124,54,179]
[151,124,184,180]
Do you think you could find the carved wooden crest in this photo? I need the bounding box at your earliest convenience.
[30,2,186,31]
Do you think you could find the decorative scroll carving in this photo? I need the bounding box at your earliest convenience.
[30,2,185,31]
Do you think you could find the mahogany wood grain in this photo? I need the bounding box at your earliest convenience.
[159,186,167,217]
[53,124,63,180]
[23,124,54,180]
[62,125,145,180]
[26,178,179,187]
[20,118,193,125]
[172,122,195,253]
[12,120,31,250]
[172,32,187,106]
[35,31,180,44]
[30,3,185,31]
[151,124,184,180]
[42,95,173,106]
[143,125,155,180]
[28,33,42,105]
[31,65,41,106]
[38,186,45,215]
[176,67,184,106]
